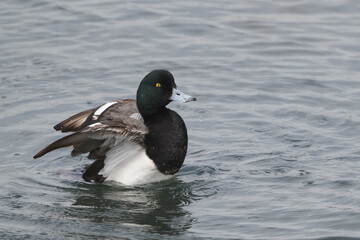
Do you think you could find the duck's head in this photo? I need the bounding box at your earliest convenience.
[136,70,196,116]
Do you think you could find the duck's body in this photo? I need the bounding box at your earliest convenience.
[34,70,196,185]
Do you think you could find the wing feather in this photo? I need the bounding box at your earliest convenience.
[54,108,96,132]
[34,133,89,159]
[34,99,148,160]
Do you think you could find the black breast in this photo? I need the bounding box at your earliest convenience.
[144,108,188,174]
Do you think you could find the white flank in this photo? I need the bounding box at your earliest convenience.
[99,142,172,185]
[93,102,117,120]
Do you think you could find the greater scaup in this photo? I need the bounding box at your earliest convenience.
[34,70,196,185]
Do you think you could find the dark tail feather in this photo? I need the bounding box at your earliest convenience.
[33,133,89,159]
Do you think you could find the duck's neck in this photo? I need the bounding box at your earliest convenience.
[142,108,188,175]
[140,107,167,122]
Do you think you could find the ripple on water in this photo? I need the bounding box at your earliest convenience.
[1,0,360,239]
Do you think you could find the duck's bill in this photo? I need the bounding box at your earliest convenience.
[170,88,196,103]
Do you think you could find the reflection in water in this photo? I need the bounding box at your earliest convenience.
[66,179,196,236]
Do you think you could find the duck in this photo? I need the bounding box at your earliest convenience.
[33,70,196,185]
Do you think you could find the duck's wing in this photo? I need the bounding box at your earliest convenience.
[53,99,145,133]
[81,99,148,143]
[53,108,97,133]
[33,99,148,160]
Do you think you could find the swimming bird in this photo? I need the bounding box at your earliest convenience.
[34,70,196,185]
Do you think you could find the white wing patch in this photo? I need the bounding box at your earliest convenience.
[87,122,102,128]
[99,142,172,185]
[92,102,117,120]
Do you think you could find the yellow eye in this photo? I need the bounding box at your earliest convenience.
[155,83,161,87]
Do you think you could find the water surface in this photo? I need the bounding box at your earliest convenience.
[1,0,360,239]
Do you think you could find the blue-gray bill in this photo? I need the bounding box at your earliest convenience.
[170,88,197,103]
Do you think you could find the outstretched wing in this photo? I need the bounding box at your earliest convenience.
[53,108,97,132]
[53,99,146,133]
[34,99,148,160]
